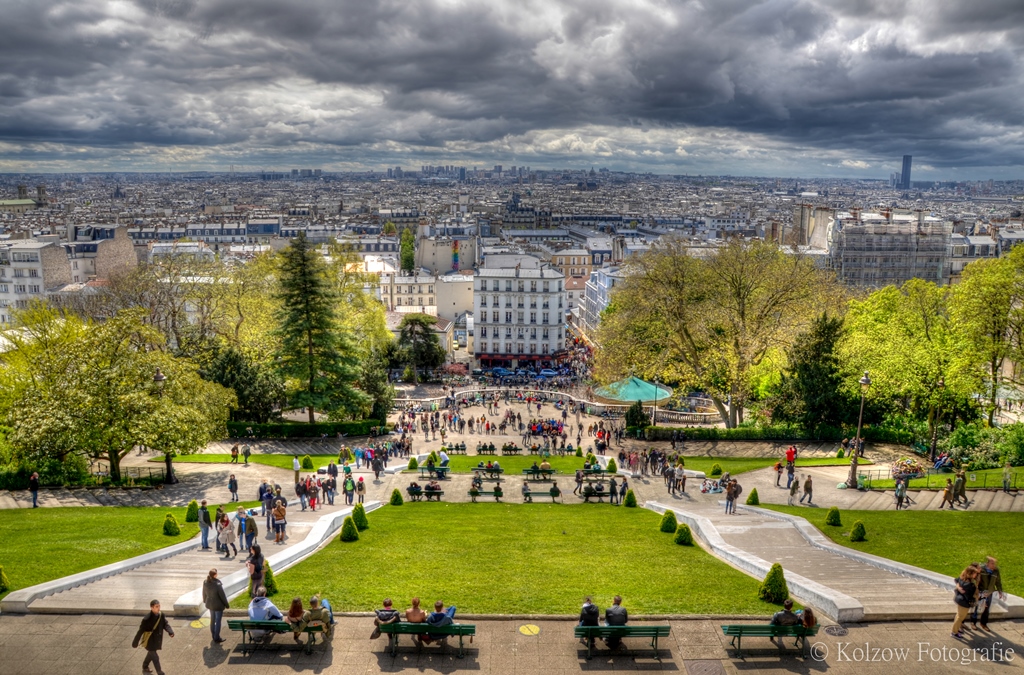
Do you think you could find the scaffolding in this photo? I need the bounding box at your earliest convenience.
[831,220,952,287]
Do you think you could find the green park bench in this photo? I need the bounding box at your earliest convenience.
[501,446,522,455]
[227,619,328,655]
[522,468,558,481]
[522,490,560,503]
[472,467,504,480]
[406,488,444,502]
[469,489,503,502]
[418,466,450,479]
[580,486,609,503]
[378,622,476,658]
[476,444,497,455]
[445,444,467,454]
[721,623,820,656]
[573,625,671,660]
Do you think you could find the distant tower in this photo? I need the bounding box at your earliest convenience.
[901,155,913,190]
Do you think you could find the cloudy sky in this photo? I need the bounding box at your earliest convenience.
[1,0,1022,178]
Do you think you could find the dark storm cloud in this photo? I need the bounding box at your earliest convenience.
[0,0,1022,175]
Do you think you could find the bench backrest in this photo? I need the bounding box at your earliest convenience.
[574,625,671,637]
[721,624,819,636]
[379,622,476,636]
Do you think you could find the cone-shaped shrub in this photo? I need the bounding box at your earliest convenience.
[163,513,181,536]
[710,463,722,476]
[758,562,789,603]
[185,499,199,522]
[575,447,583,457]
[0,565,10,593]
[339,516,359,542]
[674,523,694,546]
[352,503,369,531]
[825,506,842,527]
[390,489,404,506]
[659,510,678,533]
[586,453,597,465]
[837,449,845,459]
[745,488,760,506]
[408,457,419,470]
[623,489,637,507]
[427,450,439,465]
[606,458,618,473]
[301,454,314,470]
[850,520,866,542]
[263,562,278,595]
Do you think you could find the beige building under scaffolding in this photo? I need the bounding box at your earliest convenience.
[828,210,952,287]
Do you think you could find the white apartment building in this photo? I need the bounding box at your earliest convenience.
[473,266,566,368]
[0,239,72,324]
[381,273,437,314]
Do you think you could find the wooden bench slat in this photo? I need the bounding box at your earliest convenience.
[572,625,671,660]
[720,624,819,656]
[379,622,476,658]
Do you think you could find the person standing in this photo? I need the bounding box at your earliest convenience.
[371,456,383,481]
[774,461,783,487]
[953,471,967,507]
[217,513,237,558]
[198,500,213,550]
[343,475,356,505]
[1004,462,1013,493]
[952,565,980,638]
[133,599,174,675]
[786,462,795,490]
[202,569,229,643]
[227,474,239,503]
[799,475,813,505]
[293,456,301,484]
[356,477,366,504]
[619,477,628,503]
[724,480,736,515]
[973,557,1005,631]
[242,444,251,466]
[273,499,287,544]
[894,480,906,511]
[939,478,955,509]
[609,477,619,505]
[28,472,39,508]
[246,544,265,596]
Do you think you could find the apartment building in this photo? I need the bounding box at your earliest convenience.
[473,266,566,368]
[550,248,593,279]
[381,273,437,314]
[0,239,72,323]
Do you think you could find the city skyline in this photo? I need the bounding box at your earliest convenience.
[1,0,1023,179]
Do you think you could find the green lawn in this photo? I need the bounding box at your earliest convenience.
[862,466,1023,491]
[0,506,200,601]
[412,455,590,474]
[231,503,781,615]
[673,456,869,477]
[763,505,1024,597]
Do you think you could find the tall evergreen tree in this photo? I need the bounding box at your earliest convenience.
[274,233,366,422]
[400,227,416,273]
[397,313,446,384]
[361,349,395,422]
[206,347,286,423]
[779,313,852,430]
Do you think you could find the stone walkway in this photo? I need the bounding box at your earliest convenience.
[0,613,1021,675]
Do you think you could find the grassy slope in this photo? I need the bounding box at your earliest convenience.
[0,506,199,601]
[231,503,780,615]
[763,505,1024,597]
[864,466,1024,491]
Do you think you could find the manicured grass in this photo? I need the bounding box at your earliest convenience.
[0,506,200,601]
[674,456,869,477]
[231,503,781,615]
[156,454,337,470]
[763,505,1024,597]
[862,466,1023,491]
[413,455,589,474]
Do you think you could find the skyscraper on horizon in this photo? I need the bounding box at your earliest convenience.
[901,155,912,190]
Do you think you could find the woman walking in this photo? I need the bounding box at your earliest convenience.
[246,544,265,596]
[952,565,980,638]
[217,513,237,558]
[272,499,287,544]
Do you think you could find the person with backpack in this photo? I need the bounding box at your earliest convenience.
[344,475,356,505]
[356,476,366,504]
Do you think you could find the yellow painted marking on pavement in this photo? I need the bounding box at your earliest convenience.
[519,624,540,636]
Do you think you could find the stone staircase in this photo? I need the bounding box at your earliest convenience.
[849,489,1024,511]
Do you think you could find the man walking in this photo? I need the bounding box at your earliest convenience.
[293,456,301,484]
[788,476,799,505]
[786,462,795,489]
[609,477,619,505]
[198,500,213,550]
[133,600,174,674]
[973,557,1005,631]
[242,444,251,466]
[28,472,39,508]
[799,475,813,504]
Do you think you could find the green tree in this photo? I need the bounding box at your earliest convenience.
[205,346,285,423]
[773,313,853,431]
[400,227,416,273]
[596,239,834,427]
[361,349,395,423]
[382,220,398,236]
[625,400,648,429]
[274,233,367,422]
[398,314,446,384]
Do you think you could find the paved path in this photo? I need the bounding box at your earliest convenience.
[1,613,1021,675]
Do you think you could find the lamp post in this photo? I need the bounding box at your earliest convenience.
[152,368,175,484]
[652,377,659,427]
[929,378,945,462]
[845,371,871,490]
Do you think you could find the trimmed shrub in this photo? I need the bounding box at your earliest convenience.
[837,448,845,459]
[745,488,760,506]
[758,562,789,603]
[850,520,867,542]
[427,450,440,465]
[227,420,384,439]
[825,506,842,527]
[339,516,359,542]
[606,458,618,473]
[352,503,369,531]
[301,455,314,470]
[575,447,583,457]
[674,523,694,546]
[0,565,10,593]
[659,510,678,533]
[642,423,913,445]
[586,453,597,465]
[623,489,638,507]
[710,463,723,477]
[263,562,278,595]
[390,489,404,506]
[184,499,199,522]
[162,513,181,536]
[408,457,419,470]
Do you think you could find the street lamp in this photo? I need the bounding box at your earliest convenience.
[153,368,166,397]
[845,371,871,489]
[652,377,660,427]
[929,378,945,462]
[152,368,175,485]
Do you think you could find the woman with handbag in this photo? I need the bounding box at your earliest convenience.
[952,564,980,638]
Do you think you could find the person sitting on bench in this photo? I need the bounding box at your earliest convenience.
[471,474,483,490]
[370,598,400,639]
[604,595,628,649]
[427,600,457,627]
[492,460,501,472]
[248,586,283,642]
[579,596,599,649]
[769,599,801,645]
[298,595,334,639]
[405,597,429,645]
[540,459,552,471]
[522,481,532,501]
[530,460,540,474]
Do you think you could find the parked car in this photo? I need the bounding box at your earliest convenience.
[471,369,485,378]
[539,369,558,378]
[492,367,513,377]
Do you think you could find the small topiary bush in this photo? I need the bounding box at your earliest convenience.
[575,447,583,457]
[674,523,694,546]
[758,562,789,603]
[339,516,359,542]
[0,565,10,593]
[185,499,199,522]
[850,520,866,542]
[623,489,637,507]
[390,488,404,506]
[263,562,278,595]
[408,457,419,470]
[745,488,760,506]
[710,463,722,477]
[606,458,618,473]
[660,510,678,533]
[427,450,439,465]
[825,506,842,527]
[163,513,181,536]
[837,448,845,459]
[301,454,314,470]
[352,503,369,531]
[586,453,597,465]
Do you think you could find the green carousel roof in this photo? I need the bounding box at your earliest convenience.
[594,376,672,403]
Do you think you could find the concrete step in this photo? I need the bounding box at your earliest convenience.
[1011,493,1024,512]
[0,489,19,509]
[969,490,994,510]
[988,491,1015,511]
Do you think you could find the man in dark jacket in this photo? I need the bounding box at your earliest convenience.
[133,599,174,674]
[202,569,229,643]
[198,500,213,550]
[28,472,39,508]
[769,599,800,646]
[578,597,600,649]
[371,597,401,639]
[604,595,628,649]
